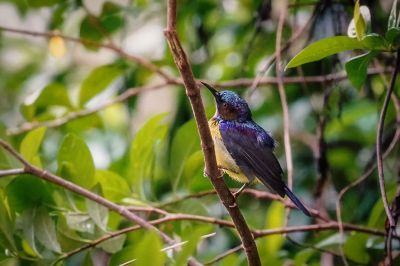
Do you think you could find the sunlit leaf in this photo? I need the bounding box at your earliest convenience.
[79,65,123,106]
[264,202,285,255]
[175,226,211,266]
[170,120,200,191]
[128,113,168,198]
[19,127,46,166]
[57,134,96,189]
[96,170,131,202]
[133,230,165,266]
[286,36,365,69]
[354,1,366,40]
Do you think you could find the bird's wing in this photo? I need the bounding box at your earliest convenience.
[219,121,285,197]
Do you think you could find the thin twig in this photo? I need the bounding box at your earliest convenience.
[0,168,25,177]
[158,188,329,222]
[7,83,168,135]
[218,68,389,88]
[206,221,399,263]
[164,1,260,265]
[0,26,176,82]
[275,0,295,225]
[336,110,400,265]
[377,49,400,228]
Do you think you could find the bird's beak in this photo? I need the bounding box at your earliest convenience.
[201,82,219,99]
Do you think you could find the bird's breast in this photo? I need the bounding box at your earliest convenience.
[208,118,250,183]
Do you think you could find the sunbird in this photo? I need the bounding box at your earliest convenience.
[202,82,311,216]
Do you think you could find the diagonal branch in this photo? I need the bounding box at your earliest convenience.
[0,140,203,266]
[0,26,176,82]
[164,1,260,265]
[7,83,168,136]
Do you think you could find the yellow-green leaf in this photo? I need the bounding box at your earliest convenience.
[20,127,46,167]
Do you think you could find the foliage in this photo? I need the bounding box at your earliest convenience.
[0,0,399,265]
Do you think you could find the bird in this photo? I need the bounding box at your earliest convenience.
[202,82,311,216]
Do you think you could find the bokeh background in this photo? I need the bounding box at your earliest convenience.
[0,0,399,265]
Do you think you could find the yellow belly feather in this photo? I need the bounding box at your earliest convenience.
[209,119,251,183]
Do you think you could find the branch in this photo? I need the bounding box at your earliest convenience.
[206,221,398,264]
[7,83,168,135]
[0,140,203,266]
[164,1,260,265]
[377,49,400,228]
[0,26,176,82]
[0,168,25,177]
[158,188,329,222]
[336,107,400,266]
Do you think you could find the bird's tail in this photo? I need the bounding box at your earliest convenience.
[284,186,311,216]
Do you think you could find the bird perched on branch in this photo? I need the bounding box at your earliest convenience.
[202,82,310,216]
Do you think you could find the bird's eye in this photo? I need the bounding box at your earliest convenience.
[222,102,228,108]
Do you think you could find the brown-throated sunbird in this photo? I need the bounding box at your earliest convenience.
[203,82,311,216]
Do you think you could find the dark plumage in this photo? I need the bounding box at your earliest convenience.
[203,82,310,216]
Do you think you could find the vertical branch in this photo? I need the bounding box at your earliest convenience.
[275,0,293,191]
[164,1,261,265]
[377,49,400,229]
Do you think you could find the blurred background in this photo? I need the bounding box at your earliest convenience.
[0,0,399,265]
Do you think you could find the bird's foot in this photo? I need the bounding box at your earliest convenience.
[232,183,249,199]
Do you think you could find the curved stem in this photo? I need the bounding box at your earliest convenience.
[376,49,400,228]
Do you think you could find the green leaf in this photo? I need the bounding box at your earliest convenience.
[315,233,342,249]
[96,170,131,202]
[286,36,365,69]
[343,233,370,264]
[0,191,16,252]
[19,209,40,257]
[5,175,53,212]
[86,198,109,231]
[57,134,96,189]
[21,83,72,121]
[294,248,315,266]
[79,2,124,50]
[354,0,366,40]
[264,202,285,255]
[388,0,398,29]
[133,230,165,266]
[128,113,168,198]
[34,207,61,253]
[175,226,211,266]
[170,120,200,191]
[345,51,377,89]
[65,212,95,234]
[79,65,123,106]
[19,127,46,166]
[109,231,165,266]
[361,34,388,50]
[98,234,126,253]
[386,28,400,46]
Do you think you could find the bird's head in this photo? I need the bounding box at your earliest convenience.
[202,82,251,122]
